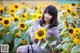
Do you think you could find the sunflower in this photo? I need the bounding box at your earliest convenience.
[36,13,42,18]
[9,8,16,17]
[30,13,37,18]
[31,13,42,22]
[15,31,21,37]
[12,16,20,22]
[0,16,3,24]
[10,13,14,17]
[6,32,10,35]
[21,39,27,44]
[71,3,75,6]
[18,22,26,30]
[68,28,76,37]
[72,11,78,16]
[0,7,4,14]
[22,13,28,20]
[12,4,20,10]
[74,37,80,45]
[63,18,68,29]
[4,6,8,11]
[74,28,80,35]
[66,7,72,14]
[2,18,11,26]
[35,9,41,14]
[9,8,16,13]
[63,4,69,9]
[69,23,76,28]
[35,27,46,40]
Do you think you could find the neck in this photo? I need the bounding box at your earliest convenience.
[45,21,49,24]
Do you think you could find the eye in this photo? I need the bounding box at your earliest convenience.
[49,14,52,16]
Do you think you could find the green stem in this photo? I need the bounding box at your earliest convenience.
[49,45,54,53]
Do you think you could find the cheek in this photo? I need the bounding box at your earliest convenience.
[44,17,51,21]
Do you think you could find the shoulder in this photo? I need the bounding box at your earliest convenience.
[47,27,58,34]
[34,18,41,25]
[51,27,58,30]
[35,18,41,23]
[48,27,58,31]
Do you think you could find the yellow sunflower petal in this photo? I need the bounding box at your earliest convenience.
[35,27,46,40]
[66,7,72,14]
[0,6,4,14]
[0,16,3,24]
[22,13,28,20]
[12,4,20,10]
[63,18,68,29]
[12,16,20,22]
[2,18,11,26]
[18,22,26,30]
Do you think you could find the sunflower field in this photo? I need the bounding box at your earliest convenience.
[0,0,80,53]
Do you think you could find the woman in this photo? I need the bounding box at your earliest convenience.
[17,5,61,53]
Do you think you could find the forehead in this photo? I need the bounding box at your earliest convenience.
[44,13,52,16]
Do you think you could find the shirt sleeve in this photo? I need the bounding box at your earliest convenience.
[29,26,35,37]
[29,19,40,37]
[16,45,28,53]
[51,27,61,45]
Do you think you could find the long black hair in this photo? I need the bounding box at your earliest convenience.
[40,5,58,29]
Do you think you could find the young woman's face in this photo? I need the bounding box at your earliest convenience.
[44,13,52,22]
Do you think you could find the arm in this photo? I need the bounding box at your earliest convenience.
[29,19,40,41]
[51,27,61,45]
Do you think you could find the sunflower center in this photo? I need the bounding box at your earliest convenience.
[14,18,18,21]
[11,10,14,12]
[20,24,25,28]
[15,5,18,8]
[72,3,75,6]
[0,9,3,14]
[37,30,44,37]
[76,30,78,32]
[67,9,70,13]
[4,20,9,24]
[0,18,2,21]
[11,14,14,16]
[68,29,73,34]
[22,15,25,18]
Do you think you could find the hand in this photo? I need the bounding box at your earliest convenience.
[41,38,46,43]
[31,35,35,41]
[31,35,39,43]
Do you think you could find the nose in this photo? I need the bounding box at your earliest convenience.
[45,13,49,18]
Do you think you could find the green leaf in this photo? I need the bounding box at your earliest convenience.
[10,22,20,34]
[47,36,56,42]
[0,39,4,45]
[77,19,80,28]
[58,23,64,30]
[66,15,73,23]
[14,38,22,48]
[15,9,24,15]
[49,41,56,46]
[13,38,22,52]
[3,33,12,43]
[20,32,30,42]
[59,28,66,36]
[40,40,48,50]
[62,37,70,43]
[61,43,70,49]
[71,45,80,53]
[40,50,45,53]
[0,24,4,31]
